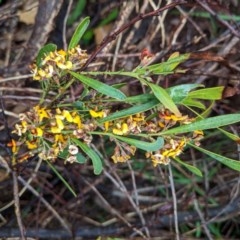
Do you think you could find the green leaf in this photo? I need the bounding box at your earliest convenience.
[58,148,68,159]
[218,128,240,141]
[188,87,224,100]
[189,11,240,21]
[125,93,156,104]
[174,157,202,177]
[114,136,164,151]
[98,99,159,123]
[181,98,206,109]
[36,43,57,67]
[148,83,181,116]
[72,138,103,175]
[99,8,118,26]
[146,52,190,75]
[161,114,240,135]
[68,16,90,50]
[47,161,77,197]
[196,100,215,120]
[189,143,240,171]
[67,0,86,25]
[76,152,86,163]
[70,72,126,100]
[73,100,84,110]
[167,84,203,103]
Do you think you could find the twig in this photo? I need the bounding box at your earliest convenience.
[0,74,33,82]
[0,226,125,239]
[103,170,147,239]
[0,91,26,239]
[168,164,180,240]
[195,0,240,38]
[111,33,122,72]
[12,171,26,240]
[62,0,73,50]
[4,0,18,67]
[193,199,213,240]
[127,161,150,238]
[1,198,239,239]
[0,157,41,213]
[80,1,187,70]
[17,175,71,234]
[82,178,134,229]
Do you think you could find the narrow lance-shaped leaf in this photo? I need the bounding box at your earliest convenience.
[146,52,190,75]
[70,71,126,100]
[148,83,181,116]
[47,161,77,197]
[181,98,206,109]
[189,143,240,172]
[67,0,86,25]
[98,99,159,123]
[68,16,90,50]
[218,128,240,141]
[174,157,203,177]
[167,84,203,103]
[161,114,240,135]
[125,93,156,104]
[114,136,164,152]
[72,138,103,175]
[187,86,224,100]
[195,100,215,120]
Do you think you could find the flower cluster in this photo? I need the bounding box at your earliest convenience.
[146,137,187,166]
[11,105,204,167]
[111,143,136,164]
[12,105,96,163]
[32,46,88,81]
[98,109,204,166]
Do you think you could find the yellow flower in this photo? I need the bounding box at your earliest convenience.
[38,69,46,77]
[7,139,17,153]
[151,154,170,166]
[111,154,130,163]
[34,106,49,121]
[26,141,38,150]
[72,113,82,128]
[104,121,110,131]
[169,114,188,121]
[89,110,104,118]
[159,110,188,122]
[178,138,187,149]
[158,121,165,128]
[33,73,41,81]
[54,134,65,143]
[63,110,73,122]
[113,123,129,135]
[193,130,204,137]
[132,113,145,122]
[36,127,43,137]
[56,61,73,70]
[147,138,187,167]
[51,116,64,133]
[57,49,67,57]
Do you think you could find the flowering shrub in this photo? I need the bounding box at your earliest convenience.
[9,17,240,181]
